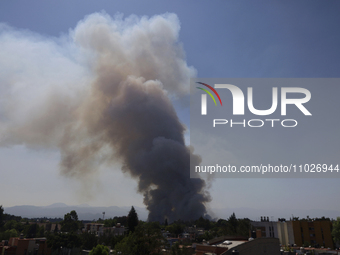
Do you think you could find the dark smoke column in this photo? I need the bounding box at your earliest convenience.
[104,78,210,222]
[72,76,210,223]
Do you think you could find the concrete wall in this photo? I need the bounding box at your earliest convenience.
[277,221,295,246]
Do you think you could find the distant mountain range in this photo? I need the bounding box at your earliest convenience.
[3,204,340,222]
[4,203,148,221]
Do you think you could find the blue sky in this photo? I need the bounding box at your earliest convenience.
[0,0,340,220]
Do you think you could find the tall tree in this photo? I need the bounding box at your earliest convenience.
[228,212,238,234]
[81,232,98,250]
[0,205,4,229]
[54,223,59,233]
[37,225,45,237]
[332,217,340,244]
[61,210,80,233]
[26,223,38,238]
[47,232,81,254]
[127,206,139,233]
[115,223,166,255]
[166,223,184,237]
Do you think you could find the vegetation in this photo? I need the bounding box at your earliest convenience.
[2,202,339,254]
[114,222,166,255]
[332,217,340,244]
[46,232,81,253]
[60,210,81,233]
[89,244,109,255]
[171,242,192,255]
[101,216,127,227]
[80,232,98,250]
[0,205,4,229]
[0,205,255,255]
[127,206,139,233]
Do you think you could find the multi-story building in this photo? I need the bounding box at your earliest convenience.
[251,216,334,249]
[291,219,333,249]
[83,223,104,235]
[84,222,126,236]
[103,223,126,236]
[251,217,278,238]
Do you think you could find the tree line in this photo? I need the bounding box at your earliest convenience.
[2,205,340,255]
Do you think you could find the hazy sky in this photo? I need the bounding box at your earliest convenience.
[1,0,340,220]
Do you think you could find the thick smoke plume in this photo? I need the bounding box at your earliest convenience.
[0,12,210,222]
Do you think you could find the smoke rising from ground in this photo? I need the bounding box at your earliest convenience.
[0,12,210,222]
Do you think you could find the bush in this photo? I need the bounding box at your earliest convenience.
[89,244,109,255]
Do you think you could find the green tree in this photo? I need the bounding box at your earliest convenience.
[81,232,98,250]
[103,218,115,227]
[37,225,45,237]
[60,210,80,232]
[127,206,139,233]
[54,223,59,233]
[166,223,184,237]
[0,229,18,240]
[228,212,238,234]
[4,220,17,231]
[25,223,38,238]
[47,232,81,253]
[0,205,4,229]
[236,218,251,237]
[110,234,125,249]
[171,241,191,255]
[115,222,167,255]
[112,216,127,227]
[89,244,109,255]
[332,217,340,244]
[195,216,212,230]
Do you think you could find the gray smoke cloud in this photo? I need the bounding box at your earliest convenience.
[0,12,210,222]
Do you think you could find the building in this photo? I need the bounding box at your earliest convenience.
[195,236,280,255]
[291,219,334,249]
[276,220,295,246]
[195,243,228,255]
[222,238,280,255]
[83,223,104,235]
[251,217,334,249]
[251,217,278,238]
[184,225,205,240]
[112,223,126,236]
[84,222,126,236]
[0,236,51,255]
